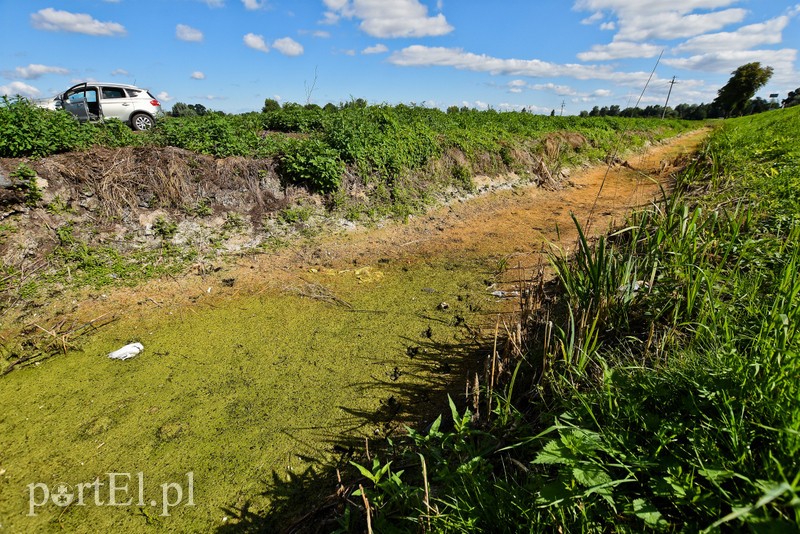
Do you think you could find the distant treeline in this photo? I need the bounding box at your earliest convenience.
[579,97,782,120]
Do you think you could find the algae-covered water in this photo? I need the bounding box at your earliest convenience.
[0,258,499,532]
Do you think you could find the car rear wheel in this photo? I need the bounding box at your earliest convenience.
[131,113,155,131]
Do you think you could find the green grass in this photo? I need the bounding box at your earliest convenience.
[343,107,800,532]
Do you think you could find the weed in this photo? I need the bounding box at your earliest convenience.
[45,195,73,215]
[193,199,213,217]
[10,163,42,206]
[278,206,312,225]
[222,212,247,232]
[153,216,178,240]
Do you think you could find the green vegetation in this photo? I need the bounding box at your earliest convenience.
[44,222,193,291]
[713,62,774,118]
[1,96,691,185]
[0,96,94,157]
[342,107,800,531]
[9,162,42,206]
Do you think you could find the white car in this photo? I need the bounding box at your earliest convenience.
[44,82,163,130]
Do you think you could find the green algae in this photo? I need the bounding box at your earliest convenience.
[0,258,500,532]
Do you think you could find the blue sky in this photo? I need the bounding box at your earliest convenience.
[1,0,799,114]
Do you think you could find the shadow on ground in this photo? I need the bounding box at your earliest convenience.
[215,326,494,533]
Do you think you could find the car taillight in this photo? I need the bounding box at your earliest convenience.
[150,99,160,107]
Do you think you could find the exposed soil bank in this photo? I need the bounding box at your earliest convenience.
[0,129,708,531]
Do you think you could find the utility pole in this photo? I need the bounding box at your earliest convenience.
[662,76,677,119]
[560,100,565,116]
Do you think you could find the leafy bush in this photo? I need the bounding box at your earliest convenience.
[154,114,252,157]
[262,102,325,133]
[277,138,344,193]
[91,118,140,148]
[0,96,93,157]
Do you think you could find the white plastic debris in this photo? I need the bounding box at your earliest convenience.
[108,342,143,361]
[491,290,520,298]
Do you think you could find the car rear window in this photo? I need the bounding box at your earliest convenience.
[126,88,142,97]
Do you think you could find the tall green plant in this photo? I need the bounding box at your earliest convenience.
[0,96,93,157]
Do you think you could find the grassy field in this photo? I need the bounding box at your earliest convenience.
[343,107,800,532]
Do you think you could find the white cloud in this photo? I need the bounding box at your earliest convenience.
[30,8,126,36]
[533,82,579,96]
[176,24,204,42]
[574,1,747,41]
[664,48,797,76]
[578,41,662,61]
[362,43,388,54]
[157,91,174,102]
[242,0,268,9]
[272,37,304,56]
[191,71,206,80]
[387,45,689,95]
[8,64,69,80]
[508,79,528,93]
[201,0,225,7]
[0,81,41,98]
[111,69,129,76]
[675,11,797,53]
[243,33,270,53]
[323,0,453,38]
[389,45,623,81]
[581,11,604,25]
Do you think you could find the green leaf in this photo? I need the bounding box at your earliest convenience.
[573,464,612,487]
[633,498,665,527]
[533,439,577,465]
[350,460,377,482]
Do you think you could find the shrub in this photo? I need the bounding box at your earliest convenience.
[277,138,344,193]
[0,96,92,157]
[154,114,250,157]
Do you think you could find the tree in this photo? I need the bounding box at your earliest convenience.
[744,97,777,115]
[171,102,196,117]
[713,62,773,117]
[783,88,800,108]
[262,98,281,113]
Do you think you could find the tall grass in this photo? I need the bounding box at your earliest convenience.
[339,107,800,532]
